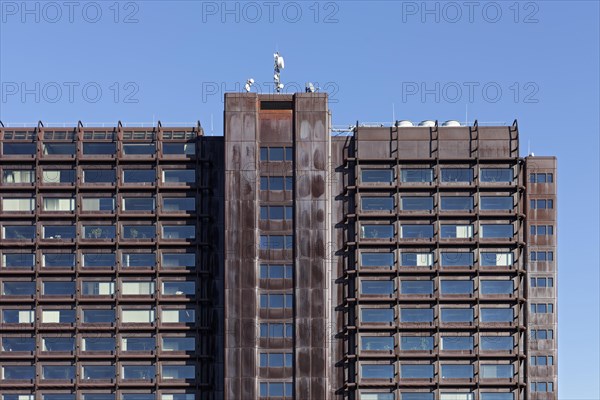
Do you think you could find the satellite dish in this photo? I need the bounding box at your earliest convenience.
[274,52,285,70]
[305,82,316,93]
[244,78,254,93]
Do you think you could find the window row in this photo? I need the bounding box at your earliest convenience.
[360,363,516,380]
[360,168,515,184]
[259,294,293,309]
[0,141,195,156]
[259,352,293,368]
[359,251,515,268]
[260,146,293,162]
[529,251,554,262]
[259,176,294,191]
[260,264,293,279]
[1,197,196,213]
[531,382,554,392]
[530,303,554,314]
[1,308,196,324]
[2,394,196,400]
[259,382,293,398]
[529,173,553,184]
[260,205,293,221]
[358,279,516,296]
[530,277,554,288]
[1,252,196,269]
[2,169,197,185]
[361,196,516,212]
[259,235,293,250]
[359,392,515,400]
[529,329,554,340]
[359,224,515,240]
[529,199,554,209]
[259,322,294,338]
[360,335,516,352]
[1,336,196,352]
[360,307,515,324]
[529,225,554,235]
[529,355,554,366]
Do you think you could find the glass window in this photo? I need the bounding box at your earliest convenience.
[162,365,195,380]
[162,253,195,269]
[260,323,293,338]
[260,176,294,190]
[361,280,394,295]
[260,205,293,220]
[480,196,513,210]
[3,143,36,155]
[121,395,154,400]
[401,253,433,267]
[121,310,155,323]
[400,281,433,295]
[163,197,196,212]
[361,336,394,351]
[122,198,155,212]
[480,168,513,183]
[480,308,513,323]
[2,309,34,323]
[82,337,115,352]
[42,170,75,184]
[82,253,116,269]
[441,197,473,211]
[122,253,155,268]
[122,282,155,296]
[42,253,75,268]
[43,143,76,155]
[441,364,473,379]
[400,336,433,351]
[82,169,116,183]
[2,169,34,183]
[481,280,513,295]
[441,252,474,267]
[82,309,115,323]
[401,197,433,211]
[440,308,473,323]
[400,308,433,322]
[362,253,395,268]
[43,198,75,212]
[1,365,35,380]
[480,364,513,379]
[82,282,114,296]
[441,168,473,183]
[361,394,396,400]
[480,336,513,351]
[41,365,75,380]
[163,142,195,155]
[480,394,513,400]
[259,235,293,249]
[3,253,35,269]
[260,294,293,308]
[121,337,154,351]
[162,225,195,239]
[83,225,116,239]
[260,264,293,279]
[82,365,115,380]
[81,395,115,400]
[1,198,35,212]
[400,393,434,400]
[121,365,155,380]
[82,197,115,212]
[400,364,433,378]
[41,310,75,323]
[480,252,513,267]
[361,364,394,379]
[361,308,394,323]
[122,225,155,239]
[259,382,293,397]
[162,309,195,323]
[401,169,433,183]
[162,281,195,296]
[440,336,473,351]
[362,197,395,211]
[441,224,473,239]
[162,170,195,184]
[122,143,155,155]
[480,224,513,238]
[1,336,35,352]
[162,337,195,351]
[42,225,76,239]
[401,225,433,239]
[160,395,195,400]
[362,169,394,183]
[2,281,35,296]
[259,353,293,367]
[440,280,473,295]
[42,281,75,296]
[83,142,116,155]
[123,169,155,184]
[361,225,394,239]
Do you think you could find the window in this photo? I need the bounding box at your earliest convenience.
[163,142,195,155]
[480,280,513,295]
[121,337,154,351]
[52,337,91,354]
[440,336,473,351]
[480,308,513,322]
[401,252,433,267]
[361,308,394,323]
[401,169,433,183]
[260,176,293,190]
[529,173,553,183]
[81,395,115,400]
[122,282,155,295]
[120,395,154,400]
[441,168,473,183]
[480,394,513,400]
[162,170,195,184]
[530,277,554,288]
[121,365,155,380]
[361,393,395,400]
[2,309,34,324]
[162,337,195,351]
[480,196,513,210]
[260,323,293,338]
[162,309,195,323]
[530,355,554,366]
[122,197,155,212]
[2,169,34,183]
[82,309,115,323]
[82,281,115,296]
[122,143,155,155]
[400,364,433,379]
[82,197,115,212]
[441,308,473,323]
[162,225,195,239]
[362,197,395,211]
[440,252,474,267]
[42,170,75,184]
[530,251,554,262]
[82,169,116,183]
[361,225,394,239]
[40,225,75,241]
[41,310,75,323]
[43,143,76,155]
[400,336,433,351]
[441,364,473,379]
[439,394,474,400]
[401,225,433,239]
[122,253,155,268]
[400,308,433,323]
[2,282,35,296]
[530,225,554,235]
[480,168,513,183]
[360,364,394,379]
[42,281,75,296]
[163,197,196,212]
[3,142,36,155]
[480,336,513,351]
[2,198,34,212]
[361,336,394,351]
[43,198,75,212]
[531,382,554,392]
[82,337,115,352]
[121,309,155,323]
[259,382,293,398]
[162,253,195,269]
[4,253,35,269]
[1,365,35,380]
[480,252,513,267]
[530,303,554,314]
[440,197,473,211]
[441,280,473,295]
[260,205,293,220]
[123,169,155,184]
[82,142,116,155]
[123,226,155,239]
[400,281,433,295]
[400,197,433,211]
[41,365,75,380]
[1,336,35,352]
[162,281,195,296]
[82,365,115,380]
[362,253,395,268]
[260,294,293,309]
[480,224,513,238]
[480,364,513,379]
[361,169,394,183]
[440,224,473,239]
[260,146,293,161]
[531,329,553,340]
[83,225,116,239]
[160,395,195,400]
[162,365,195,380]
[361,280,394,295]
[260,264,293,279]
[530,199,554,209]
[259,235,293,249]
[259,353,293,368]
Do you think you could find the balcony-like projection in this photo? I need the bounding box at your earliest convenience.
[82,142,116,155]
[440,252,474,268]
[401,168,433,183]
[122,198,155,212]
[401,197,433,211]
[163,142,195,155]
[162,197,196,212]
[361,336,394,351]
[1,336,35,352]
[362,197,394,211]
[361,169,394,183]
[3,253,35,269]
[440,336,473,351]
[361,225,394,239]
[400,225,433,239]
[122,143,155,155]
[400,336,433,351]
[162,170,195,184]
[82,253,116,269]
[42,337,75,352]
[162,337,195,351]
[82,198,115,212]
[2,169,34,184]
[161,253,196,269]
[42,143,76,156]
[441,168,473,183]
[2,142,36,155]
[123,169,155,184]
[400,252,433,267]
[480,196,514,210]
[361,252,395,269]
[42,170,75,184]
[83,169,116,184]
[122,225,155,240]
[2,281,35,296]
[121,337,155,352]
[2,225,35,239]
[42,225,76,239]
[480,224,514,239]
[480,168,513,183]
[42,253,75,269]
[162,281,195,296]
[82,337,115,352]
[83,225,116,239]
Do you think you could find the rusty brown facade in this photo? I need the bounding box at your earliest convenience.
[0,92,557,400]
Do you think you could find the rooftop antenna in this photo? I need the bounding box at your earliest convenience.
[244,78,255,93]
[305,82,318,93]
[274,52,285,93]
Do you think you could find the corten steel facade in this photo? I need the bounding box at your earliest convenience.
[0,125,224,400]
[0,92,557,400]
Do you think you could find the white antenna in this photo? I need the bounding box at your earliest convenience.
[244,78,255,93]
[274,52,285,93]
[305,82,317,93]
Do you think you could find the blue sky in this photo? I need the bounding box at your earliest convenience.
[1,1,599,398]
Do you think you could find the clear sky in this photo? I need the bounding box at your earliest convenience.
[1,1,599,398]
